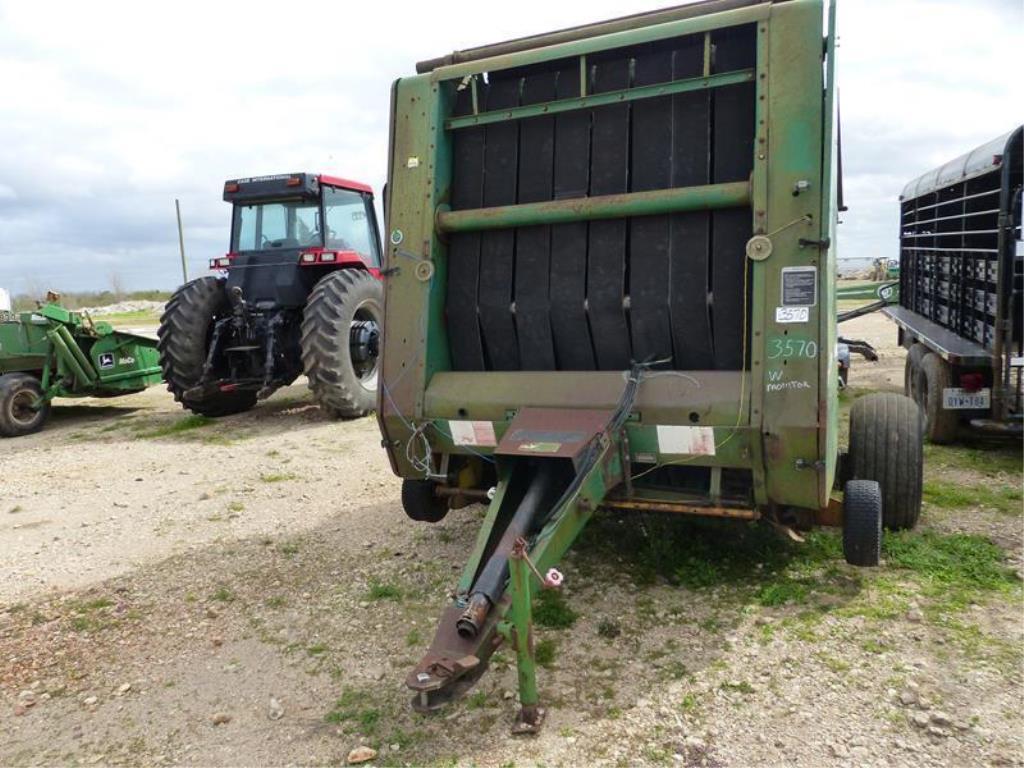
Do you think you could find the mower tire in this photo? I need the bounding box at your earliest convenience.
[158,276,257,417]
[842,479,882,567]
[0,373,50,437]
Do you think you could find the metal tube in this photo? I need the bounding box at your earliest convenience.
[437,181,750,235]
[508,547,539,708]
[55,325,98,381]
[175,199,189,284]
[46,330,93,385]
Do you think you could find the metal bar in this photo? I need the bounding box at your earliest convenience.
[902,230,1000,239]
[903,208,1000,227]
[428,4,769,81]
[417,0,767,73]
[900,246,997,253]
[437,180,751,234]
[175,198,189,284]
[46,330,94,385]
[96,366,163,384]
[508,550,538,709]
[904,188,999,213]
[445,69,754,130]
[54,325,98,381]
[600,497,758,519]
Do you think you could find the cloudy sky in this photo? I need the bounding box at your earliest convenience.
[0,0,1020,294]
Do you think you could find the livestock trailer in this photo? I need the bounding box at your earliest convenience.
[888,127,1023,442]
[377,0,922,730]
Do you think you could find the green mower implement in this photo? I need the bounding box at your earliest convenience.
[377,0,923,732]
[0,299,161,436]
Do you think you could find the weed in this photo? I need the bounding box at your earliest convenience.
[211,587,234,603]
[138,414,211,438]
[720,680,755,695]
[260,472,296,484]
[8,505,23,514]
[324,688,382,735]
[278,542,300,557]
[367,581,402,601]
[227,501,244,513]
[597,618,622,639]
[680,693,700,713]
[265,596,286,609]
[533,588,579,629]
[535,638,558,667]
[405,628,422,647]
[307,643,328,656]
[465,691,488,710]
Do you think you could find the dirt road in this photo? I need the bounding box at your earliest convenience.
[2,316,1021,767]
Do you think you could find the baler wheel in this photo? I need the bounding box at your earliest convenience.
[904,344,927,403]
[842,479,882,567]
[158,276,257,417]
[0,373,50,437]
[916,353,958,444]
[301,270,383,418]
[401,479,450,523]
[849,392,923,530]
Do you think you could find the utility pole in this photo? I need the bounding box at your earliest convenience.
[175,198,189,284]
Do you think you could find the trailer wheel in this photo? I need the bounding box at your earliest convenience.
[0,373,50,437]
[904,344,927,403]
[301,270,383,418]
[916,353,958,444]
[401,479,450,523]
[158,277,258,417]
[849,392,923,530]
[842,479,882,567]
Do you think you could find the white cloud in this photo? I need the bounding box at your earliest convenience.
[0,0,1019,294]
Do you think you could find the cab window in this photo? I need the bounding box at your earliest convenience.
[323,186,380,266]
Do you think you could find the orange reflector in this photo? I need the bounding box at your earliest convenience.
[224,182,239,193]
[286,177,302,187]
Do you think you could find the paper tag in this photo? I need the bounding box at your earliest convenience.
[656,425,716,456]
[448,420,496,447]
[776,306,810,323]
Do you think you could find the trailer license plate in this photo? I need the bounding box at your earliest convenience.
[942,388,990,410]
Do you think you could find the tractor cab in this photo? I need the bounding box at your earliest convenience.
[214,173,382,308]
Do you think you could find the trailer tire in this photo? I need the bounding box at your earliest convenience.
[0,373,50,437]
[904,344,927,403]
[158,276,258,417]
[842,479,882,567]
[849,392,923,530]
[301,270,383,418]
[401,479,450,523]
[916,353,958,444]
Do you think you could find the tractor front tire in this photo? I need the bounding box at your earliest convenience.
[401,479,450,523]
[842,479,882,567]
[158,276,257,417]
[301,270,383,418]
[848,392,923,531]
[916,353,958,444]
[0,373,50,437]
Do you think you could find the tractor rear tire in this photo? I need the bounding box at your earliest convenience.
[916,353,958,444]
[904,343,927,403]
[301,270,383,418]
[848,392,923,531]
[842,479,882,567]
[401,479,450,523]
[158,277,257,417]
[0,373,50,437]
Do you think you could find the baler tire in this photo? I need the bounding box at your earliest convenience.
[0,373,50,437]
[301,270,383,418]
[916,353,958,444]
[842,479,882,567]
[157,276,257,417]
[401,479,450,523]
[848,392,923,531]
[904,344,927,403]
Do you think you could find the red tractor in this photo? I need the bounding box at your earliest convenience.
[158,173,383,417]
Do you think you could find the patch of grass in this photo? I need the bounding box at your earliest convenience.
[535,638,558,667]
[265,596,286,609]
[720,680,755,695]
[922,478,1022,515]
[883,531,1019,593]
[679,693,700,713]
[210,586,235,603]
[227,501,244,513]
[533,588,579,629]
[924,442,1022,478]
[465,691,488,709]
[278,542,300,557]
[307,643,328,656]
[597,618,621,639]
[405,628,422,647]
[325,688,382,735]
[138,414,211,439]
[366,581,402,601]
[259,472,296,484]
[756,579,810,607]
[8,505,23,514]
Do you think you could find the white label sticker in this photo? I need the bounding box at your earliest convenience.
[775,306,810,324]
[406,156,420,168]
[656,425,716,456]
[448,420,497,447]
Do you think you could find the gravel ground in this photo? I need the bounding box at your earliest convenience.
[1,314,1021,767]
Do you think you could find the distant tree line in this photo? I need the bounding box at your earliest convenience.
[12,288,171,312]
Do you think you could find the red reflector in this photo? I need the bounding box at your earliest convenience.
[959,373,984,392]
[219,383,238,393]
[225,182,239,193]
[286,177,302,187]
